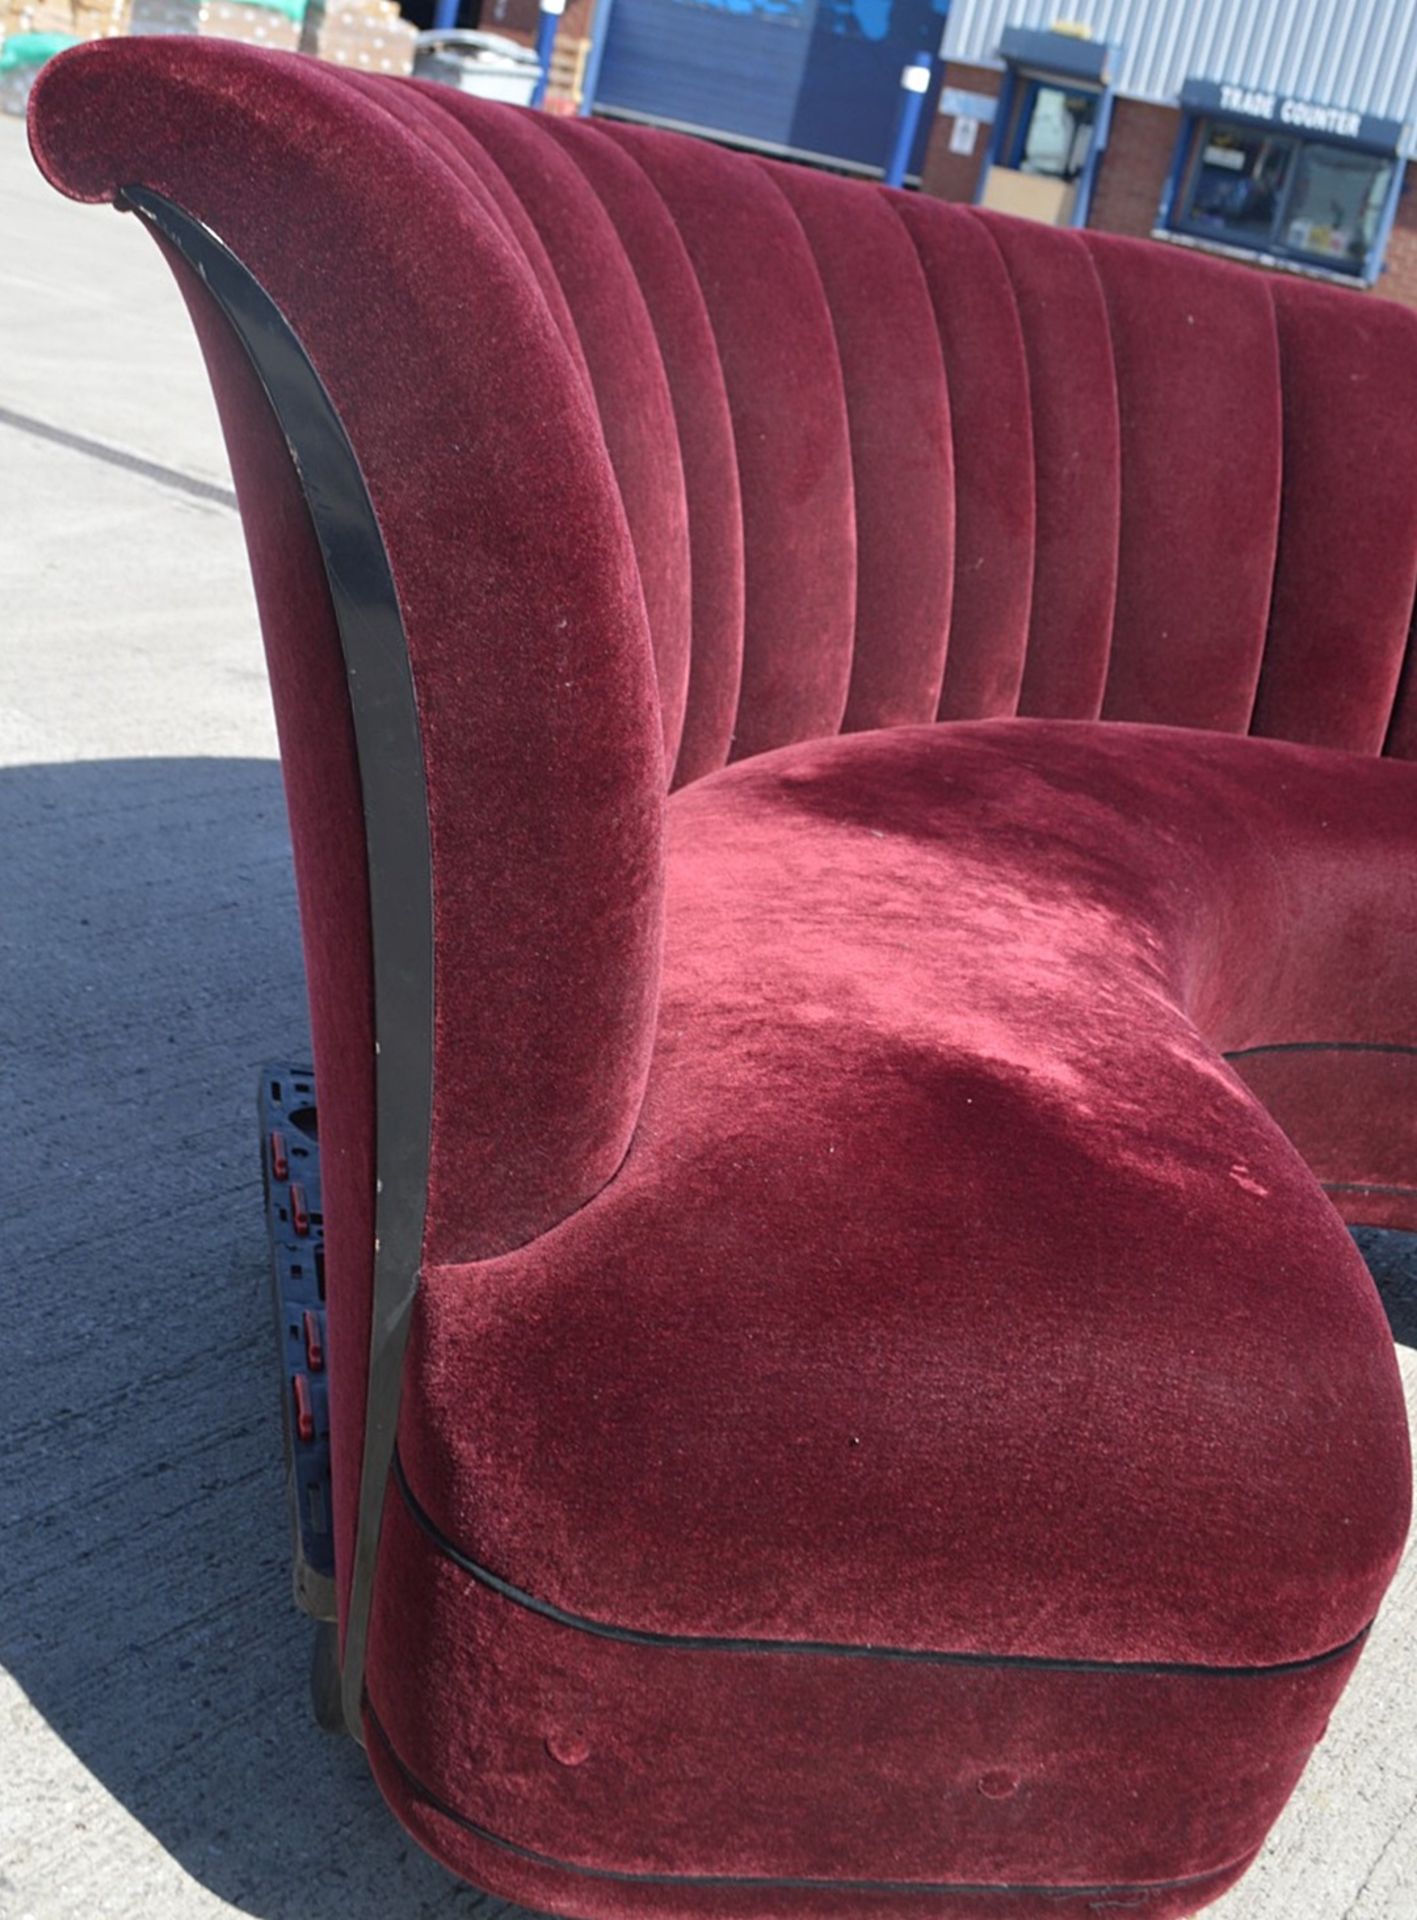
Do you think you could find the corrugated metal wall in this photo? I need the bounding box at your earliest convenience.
[942,0,1417,152]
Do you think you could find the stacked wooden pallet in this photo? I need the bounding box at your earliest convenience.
[299,0,416,77]
[127,0,302,51]
[2,0,127,44]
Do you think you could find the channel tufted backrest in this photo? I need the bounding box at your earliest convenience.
[367,88,1417,775]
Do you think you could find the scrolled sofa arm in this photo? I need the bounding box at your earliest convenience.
[32,40,669,1714]
[30,38,668,1269]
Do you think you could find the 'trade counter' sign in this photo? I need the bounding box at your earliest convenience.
[1180,77,1404,154]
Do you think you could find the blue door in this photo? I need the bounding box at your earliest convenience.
[587,0,950,176]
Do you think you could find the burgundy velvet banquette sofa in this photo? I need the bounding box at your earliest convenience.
[30,37,1417,1920]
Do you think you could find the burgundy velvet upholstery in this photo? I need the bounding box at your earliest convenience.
[602,119,860,760]
[1251,278,1417,752]
[539,114,745,787]
[402,85,694,768]
[975,215,1117,722]
[29,38,1417,1920]
[396,722,1414,1656]
[363,721,1414,1915]
[892,196,1036,721]
[761,158,954,735]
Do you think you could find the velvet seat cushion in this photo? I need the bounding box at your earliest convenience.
[368,718,1412,1917]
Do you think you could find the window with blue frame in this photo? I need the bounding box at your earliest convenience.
[1173,116,1396,276]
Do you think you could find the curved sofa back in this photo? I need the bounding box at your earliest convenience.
[371,89,1417,776]
[424,90,1417,774]
[377,92,1417,774]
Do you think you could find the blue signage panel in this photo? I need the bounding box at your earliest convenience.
[590,0,950,174]
[1179,77,1405,155]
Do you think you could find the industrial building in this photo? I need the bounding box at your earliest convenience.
[924,1,1417,301]
[524,0,1417,306]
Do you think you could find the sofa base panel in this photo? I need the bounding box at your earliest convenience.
[362,1471,1358,1918]
[366,1711,1256,1920]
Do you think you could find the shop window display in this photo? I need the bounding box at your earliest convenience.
[1175,115,1394,274]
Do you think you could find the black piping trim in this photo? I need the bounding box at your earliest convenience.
[392,1452,1369,1679]
[125,188,435,1744]
[1323,1181,1417,1199]
[1224,1041,1417,1060]
[1219,1044,1417,1200]
[364,1704,1247,1900]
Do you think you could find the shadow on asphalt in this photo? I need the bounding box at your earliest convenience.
[1353,1227,1417,1350]
[1,757,508,1919]
[1,756,1414,1920]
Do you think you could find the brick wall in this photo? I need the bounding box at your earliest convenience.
[1084,98,1177,240]
[920,61,999,204]
[1376,180,1417,308]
